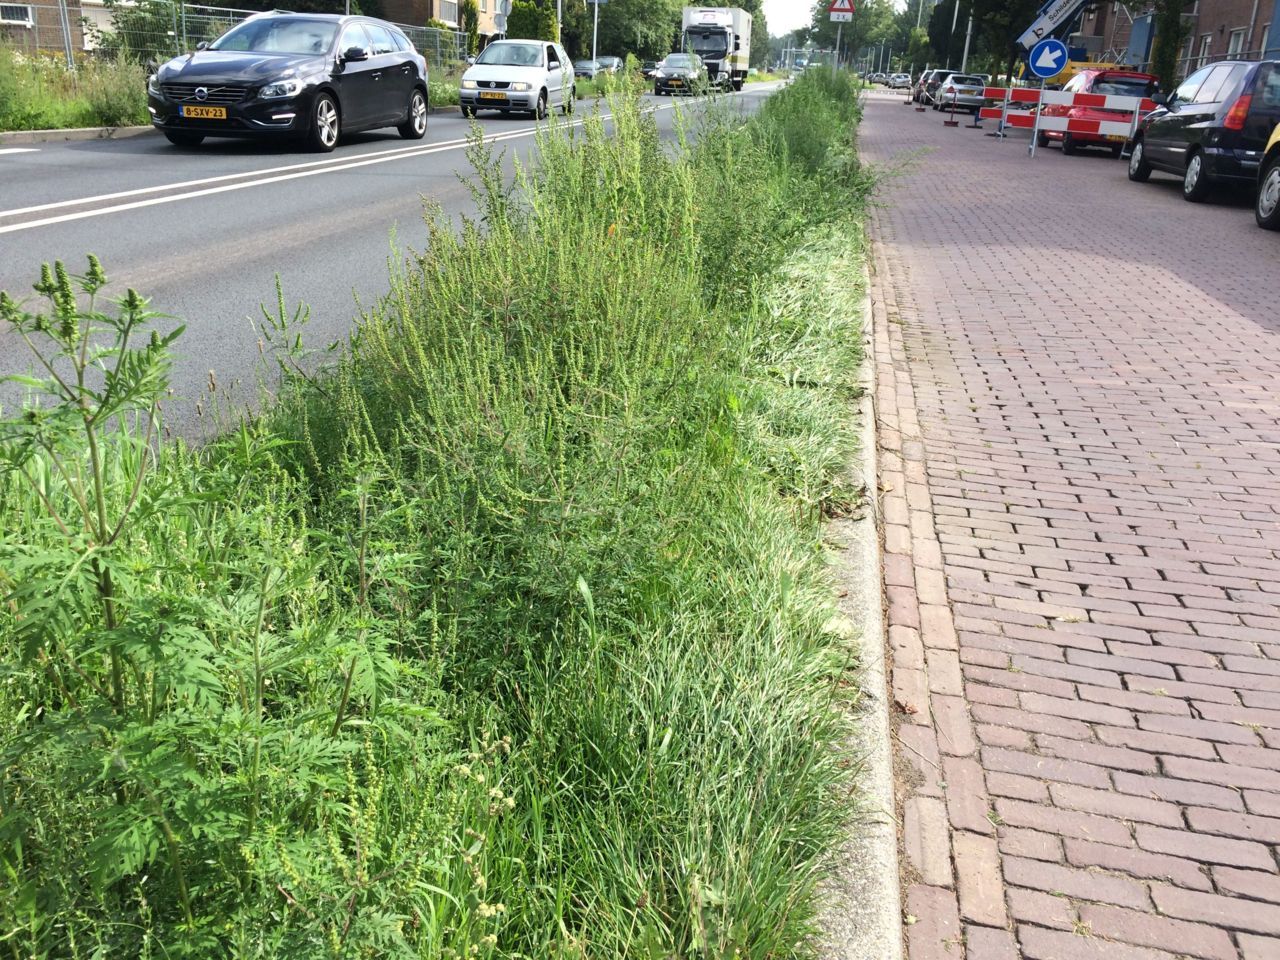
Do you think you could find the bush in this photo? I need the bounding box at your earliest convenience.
[0,46,146,130]
[1,73,872,957]
[81,59,149,127]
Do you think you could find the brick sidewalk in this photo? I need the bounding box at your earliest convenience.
[861,90,1280,960]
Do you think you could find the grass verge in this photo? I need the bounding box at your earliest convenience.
[0,47,147,131]
[0,73,872,957]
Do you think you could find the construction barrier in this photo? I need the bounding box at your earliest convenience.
[977,87,1157,142]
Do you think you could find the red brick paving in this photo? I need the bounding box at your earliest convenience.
[861,89,1280,959]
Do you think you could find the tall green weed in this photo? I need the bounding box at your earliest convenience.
[0,71,872,958]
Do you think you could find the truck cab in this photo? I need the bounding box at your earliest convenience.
[681,7,751,92]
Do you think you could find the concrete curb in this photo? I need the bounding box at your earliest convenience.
[0,125,156,145]
[818,244,905,960]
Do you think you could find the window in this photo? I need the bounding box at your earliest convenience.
[545,45,558,67]
[1192,63,1233,103]
[1197,33,1212,68]
[363,23,395,55]
[339,24,372,54]
[1256,62,1280,109]
[0,4,33,26]
[1227,28,1246,57]
[1174,65,1212,102]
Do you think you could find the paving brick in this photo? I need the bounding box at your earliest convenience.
[1020,692,1135,728]
[996,798,1133,848]
[1112,772,1245,812]
[1239,934,1280,960]
[1075,903,1237,960]
[970,703,1091,739]
[998,827,1063,862]
[963,925,1018,960]
[905,797,954,888]
[1004,856,1149,909]
[954,832,1007,928]
[1047,783,1183,828]
[932,693,977,757]
[1185,806,1280,844]
[981,747,1111,789]
[1034,734,1158,774]
[1094,725,1218,760]
[944,755,994,836]
[928,649,965,697]
[898,724,944,797]
[1018,925,1178,959]
[1007,887,1075,931]
[975,724,1032,751]
[986,771,1048,803]
[1244,789,1280,818]
[1152,885,1280,936]
[1162,755,1280,793]
[1213,866,1280,901]
[1063,838,1213,891]
[890,624,926,671]
[905,884,965,960]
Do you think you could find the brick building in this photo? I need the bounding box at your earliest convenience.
[1075,0,1280,77]
[379,0,461,28]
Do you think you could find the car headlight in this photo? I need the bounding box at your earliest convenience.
[147,73,161,95]
[259,77,302,99]
[510,82,531,92]
[461,79,477,89]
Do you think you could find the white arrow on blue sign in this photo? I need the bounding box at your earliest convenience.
[1027,38,1068,80]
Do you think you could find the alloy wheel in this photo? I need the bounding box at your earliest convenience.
[411,92,426,134]
[316,97,338,149]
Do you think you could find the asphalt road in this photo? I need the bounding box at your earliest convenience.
[0,84,780,433]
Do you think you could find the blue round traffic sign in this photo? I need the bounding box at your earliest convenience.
[1027,38,1069,80]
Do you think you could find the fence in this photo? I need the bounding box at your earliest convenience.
[1,1,466,69]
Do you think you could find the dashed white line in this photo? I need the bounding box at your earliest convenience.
[0,148,39,156]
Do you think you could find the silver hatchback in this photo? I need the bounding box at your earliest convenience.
[459,39,575,119]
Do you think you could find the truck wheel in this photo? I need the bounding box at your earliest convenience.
[732,78,743,92]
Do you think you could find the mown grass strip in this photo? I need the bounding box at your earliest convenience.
[1,73,872,958]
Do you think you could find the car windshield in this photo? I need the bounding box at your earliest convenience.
[664,54,693,68]
[476,42,542,66]
[575,60,598,69]
[210,17,337,55]
[1095,76,1155,97]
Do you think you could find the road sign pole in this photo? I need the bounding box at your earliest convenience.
[1029,78,1045,157]
[592,0,599,63]
[833,23,842,78]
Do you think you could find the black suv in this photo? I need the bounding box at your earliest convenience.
[1127,59,1280,201]
[147,12,429,152]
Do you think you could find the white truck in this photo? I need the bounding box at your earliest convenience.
[681,7,751,92]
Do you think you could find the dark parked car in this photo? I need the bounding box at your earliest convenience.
[653,53,707,96]
[914,68,951,105]
[574,59,602,80]
[596,56,623,74]
[1127,59,1280,201]
[147,11,428,152]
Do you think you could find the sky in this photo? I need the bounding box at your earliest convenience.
[762,0,812,37]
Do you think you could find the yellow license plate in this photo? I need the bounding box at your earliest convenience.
[1105,134,1125,143]
[669,79,683,86]
[180,105,226,119]
[959,89,978,96]
[479,91,505,100]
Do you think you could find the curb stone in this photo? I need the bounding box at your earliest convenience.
[0,125,156,145]
[819,247,905,960]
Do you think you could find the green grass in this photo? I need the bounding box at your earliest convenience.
[0,72,872,958]
[0,47,147,131]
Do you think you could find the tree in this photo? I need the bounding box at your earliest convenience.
[506,0,558,42]
[591,0,683,60]
[1149,0,1192,92]
[461,0,480,55]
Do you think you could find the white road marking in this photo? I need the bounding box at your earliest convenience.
[0,148,39,155]
[0,99,694,235]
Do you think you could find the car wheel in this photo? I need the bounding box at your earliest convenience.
[1061,133,1077,156]
[164,130,204,147]
[1256,154,1280,230]
[308,92,339,153]
[562,86,574,114]
[1182,149,1211,202]
[398,88,427,139]
[534,90,548,120]
[1127,138,1152,182]
[1036,131,1049,147]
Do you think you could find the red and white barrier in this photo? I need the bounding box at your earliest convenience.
[976,86,1157,140]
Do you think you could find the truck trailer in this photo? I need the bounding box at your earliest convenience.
[681,7,751,92]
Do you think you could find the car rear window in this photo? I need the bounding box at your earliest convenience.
[1253,62,1280,109]
[948,76,982,86]
[1094,76,1155,97]
[1193,63,1246,104]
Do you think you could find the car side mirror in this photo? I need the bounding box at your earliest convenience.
[196,41,208,51]
[343,46,369,63]
[1151,92,1169,106]
[548,59,559,69]
[466,54,476,65]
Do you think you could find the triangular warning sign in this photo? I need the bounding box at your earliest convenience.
[829,0,855,11]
